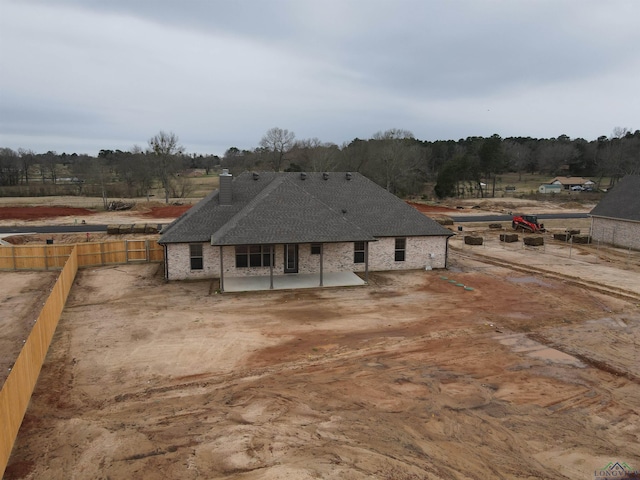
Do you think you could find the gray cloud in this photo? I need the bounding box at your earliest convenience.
[1,0,639,155]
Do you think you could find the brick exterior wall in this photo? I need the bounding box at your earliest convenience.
[164,243,221,280]
[165,236,449,281]
[591,218,640,250]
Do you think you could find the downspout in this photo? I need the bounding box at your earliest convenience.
[163,244,168,280]
[445,236,450,269]
[319,243,324,287]
[219,245,224,292]
[269,245,274,289]
[364,241,369,284]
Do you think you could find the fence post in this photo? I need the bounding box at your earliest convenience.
[12,245,16,271]
[100,241,105,266]
[125,240,129,263]
[145,240,150,262]
[569,237,572,258]
[44,245,48,270]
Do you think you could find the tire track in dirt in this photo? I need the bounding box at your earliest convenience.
[451,248,640,302]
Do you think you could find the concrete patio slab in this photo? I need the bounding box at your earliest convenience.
[222,271,365,292]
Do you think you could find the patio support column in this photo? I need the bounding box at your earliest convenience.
[219,246,224,292]
[269,245,274,289]
[364,241,369,284]
[319,243,324,286]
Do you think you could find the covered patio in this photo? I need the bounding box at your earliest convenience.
[222,271,366,293]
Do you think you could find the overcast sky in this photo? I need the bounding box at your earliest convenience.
[1,0,639,156]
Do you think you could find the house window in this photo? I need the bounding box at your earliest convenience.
[395,238,406,262]
[354,241,365,264]
[189,243,203,270]
[235,245,272,268]
[311,243,321,255]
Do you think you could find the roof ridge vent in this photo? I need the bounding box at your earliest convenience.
[300,172,307,180]
[322,172,329,180]
[346,172,352,181]
[252,172,260,181]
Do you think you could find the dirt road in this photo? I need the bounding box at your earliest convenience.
[4,260,639,479]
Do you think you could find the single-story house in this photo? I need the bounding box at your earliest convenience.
[589,175,640,250]
[158,171,454,289]
[550,176,595,190]
[538,184,563,194]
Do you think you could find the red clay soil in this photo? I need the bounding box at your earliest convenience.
[406,201,457,213]
[0,205,192,220]
[142,205,192,218]
[0,206,96,220]
[0,203,442,221]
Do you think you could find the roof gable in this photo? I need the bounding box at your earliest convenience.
[550,176,592,185]
[210,175,375,245]
[159,172,453,244]
[590,175,640,222]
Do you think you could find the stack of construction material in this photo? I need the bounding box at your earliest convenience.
[464,236,483,245]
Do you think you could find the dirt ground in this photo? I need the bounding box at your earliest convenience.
[2,198,640,479]
[0,203,191,228]
[0,272,59,385]
[0,203,191,245]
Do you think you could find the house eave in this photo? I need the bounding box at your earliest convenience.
[211,236,378,247]
[590,214,640,224]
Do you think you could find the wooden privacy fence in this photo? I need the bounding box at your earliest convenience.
[0,247,78,476]
[0,240,163,271]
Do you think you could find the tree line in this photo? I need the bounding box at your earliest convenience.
[1,127,638,201]
[0,132,219,206]
[223,126,640,197]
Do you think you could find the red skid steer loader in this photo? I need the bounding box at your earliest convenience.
[512,214,545,233]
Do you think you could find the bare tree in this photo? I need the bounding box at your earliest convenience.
[292,138,340,172]
[17,149,34,185]
[148,131,185,203]
[259,127,295,171]
[71,153,113,208]
[601,127,640,182]
[503,140,533,180]
[369,129,419,193]
[40,151,59,183]
[0,148,21,186]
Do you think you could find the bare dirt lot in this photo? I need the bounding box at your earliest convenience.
[0,202,191,229]
[0,272,59,385]
[4,260,640,479]
[2,198,639,479]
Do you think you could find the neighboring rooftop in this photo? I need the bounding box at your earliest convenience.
[589,174,640,222]
[550,176,594,185]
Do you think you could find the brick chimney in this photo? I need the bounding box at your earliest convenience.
[219,169,232,205]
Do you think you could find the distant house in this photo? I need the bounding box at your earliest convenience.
[158,171,454,289]
[538,184,562,194]
[550,176,595,190]
[589,175,640,250]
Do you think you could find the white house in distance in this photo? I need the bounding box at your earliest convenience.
[158,171,454,290]
[549,176,595,190]
[538,184,563,194]
[589,175,640,250]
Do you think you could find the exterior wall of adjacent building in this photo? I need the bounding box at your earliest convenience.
[590,217,640,250]
[164,236,450,280]
[538,184,562,194]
